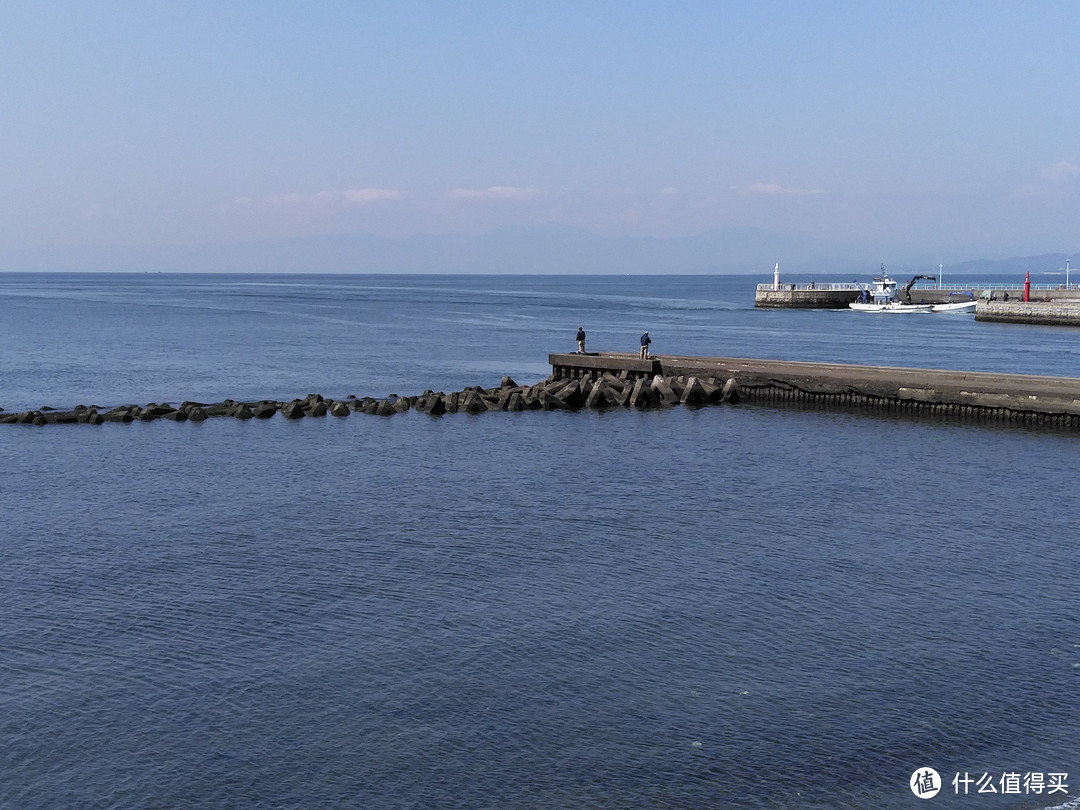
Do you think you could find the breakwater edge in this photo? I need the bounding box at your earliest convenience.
[0,369,737,425]
[11,350,1080,431]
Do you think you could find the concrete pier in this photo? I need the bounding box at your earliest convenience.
[755,282,1080,310]
[550,352,1080,428]
[976,300,1080,326]
[9,355,1080,429]
[754,284,863,308]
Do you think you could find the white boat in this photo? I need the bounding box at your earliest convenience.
[931,300,978,313]
[850,301,933,313]
[849,269,977,313]
[850,270,936,313]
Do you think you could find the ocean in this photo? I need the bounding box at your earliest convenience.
[1,272,1077,809]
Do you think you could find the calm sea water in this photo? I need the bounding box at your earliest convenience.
[2,273,1078,809]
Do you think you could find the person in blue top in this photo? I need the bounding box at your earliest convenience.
[576,327,586,354]
[639,330,651,359]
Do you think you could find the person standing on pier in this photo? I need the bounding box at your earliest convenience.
[639,331,651,359]
[576,326,586,354]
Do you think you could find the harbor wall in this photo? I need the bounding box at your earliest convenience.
[755,286,961,308]
[9,352,1080,431]
[755,283,1080,309]
[754,287,860,308]
[976,300,1080,326]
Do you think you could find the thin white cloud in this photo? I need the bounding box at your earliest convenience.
[270,192,326,206]
[446,185,542,201]
[1014,183,1043,198]
[1015,161,1080,197]
[660,186,679,196]
[738,182,824,196]
[343,188,403,202]
[254,188,402,206]
[1040,161,1080,182]
[82,203,121,220]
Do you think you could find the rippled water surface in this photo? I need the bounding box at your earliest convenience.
[2,273,1078,809]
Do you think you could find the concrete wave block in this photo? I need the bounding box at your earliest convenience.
[701,378,724,403]
[723,378,741,403]
[650,376,679,406]
[102,407,136,423]
[460,390,488,414]
[553,379,584,409]
[374,398,398,416]
[282,401,307,419]
[680,377,709,406]
[585,381,618,409]
[628,378,659,409]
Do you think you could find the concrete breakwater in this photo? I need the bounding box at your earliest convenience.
[976,299,1080,326]
[9,351,1080,429]
[755,282,1080,314]
[551,352,1080,429]
[0,371,743,427]
[754,284,970,308]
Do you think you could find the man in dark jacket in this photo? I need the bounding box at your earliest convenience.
[639,331,651,359]
[576,327,586,354]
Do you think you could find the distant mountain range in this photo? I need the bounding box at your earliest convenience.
[922,254,1077,276]
[2,224,1075,276]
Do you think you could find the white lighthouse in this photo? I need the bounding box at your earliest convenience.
[773,262,780,289]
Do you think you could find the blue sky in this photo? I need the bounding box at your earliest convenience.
[2,2,1079,269]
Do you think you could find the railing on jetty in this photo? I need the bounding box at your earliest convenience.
[755,282,1079,293]
[755,281,1080,308]
[755,282,865,292]
[754,281,953,308]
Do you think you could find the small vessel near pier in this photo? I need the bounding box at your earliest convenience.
[754,262,1079,318]
[850,301,934,313]
[849,271,935,312]
[848,270,976,313]
[756,264,962,309]
[931,298,978,313]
